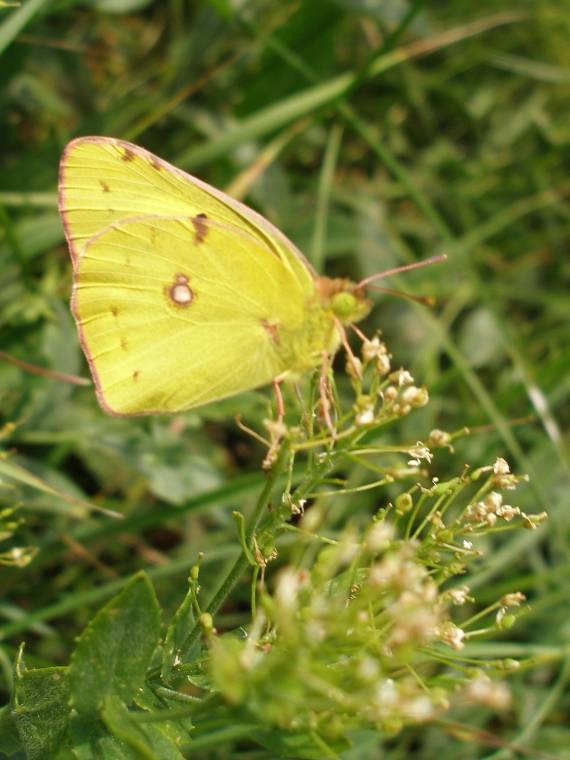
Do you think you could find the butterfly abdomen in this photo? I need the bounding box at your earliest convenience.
[277,302,340,379]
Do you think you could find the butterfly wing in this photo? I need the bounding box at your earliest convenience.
[59,136,315,295]
[72,215,309,414]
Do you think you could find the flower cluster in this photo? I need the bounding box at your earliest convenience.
[211,528,447,737]
[350,335,430,430]
[222,334,542,749]
[460,460,546,532]
[210,453,536,740]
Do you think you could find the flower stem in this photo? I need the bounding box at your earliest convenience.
[181,445,288,658]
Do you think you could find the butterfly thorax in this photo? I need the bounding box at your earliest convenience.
[277,277,372,379]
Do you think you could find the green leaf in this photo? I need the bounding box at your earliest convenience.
[134,685,193,748]
[101,695,159,760]
[102,695,186,760]
[161,577,198,683]
[0,703,21,754]
[0,0,50,57]
[70,573,161,716]
[0,457,116,519]
[11,666,70,760]
[69,714,139,760]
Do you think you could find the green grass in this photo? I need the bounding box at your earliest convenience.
[1,0,569,758]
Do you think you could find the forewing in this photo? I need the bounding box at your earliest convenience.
[72,216,307,414]
[59,136,315,292]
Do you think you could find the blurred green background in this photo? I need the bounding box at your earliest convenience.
[1,0,569,757]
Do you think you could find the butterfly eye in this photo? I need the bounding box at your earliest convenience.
[331,291,358,320]
[331,290,372,325]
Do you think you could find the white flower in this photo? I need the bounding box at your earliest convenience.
[377,353,391,375]
[407,443,433,464]
[375,679,398,708]
[404,696,434,721]
[346,356,363,379]
[365,521,395,552]
[275,568,302,610]
[356,407,375,426]
[466,676,511,710]
[437,621,465,650]
[427,429,452,448]
[358,657,380,682]
[495,504,520,521]
[390,368,414,386]
[445,586,471,605]
[500,592,525,607]
[493,457,510,475]
[484,491,503,511]
[401,386,429,408]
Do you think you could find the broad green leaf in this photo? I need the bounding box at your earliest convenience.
[70,573,161,716]
[12,666,70,760]
[135,685,193,749]
[69,714,139,760]
[102,695,186,760]
[0,703,21,754]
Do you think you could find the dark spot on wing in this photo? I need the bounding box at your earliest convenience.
[120,337,128,351]
[122,148,135,162]
[99,180,110,193]
[261,320,280,345]
[151,157,162,171]
[132,370,140,381]
[111,306,119,317]
[192,213,209,245]
[167,273,194,308]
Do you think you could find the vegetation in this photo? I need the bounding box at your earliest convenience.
[0,1,568,758]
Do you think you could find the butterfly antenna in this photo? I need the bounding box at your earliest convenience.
[357,254,447,289]
[364,286,437,307]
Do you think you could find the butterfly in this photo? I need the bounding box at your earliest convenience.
[58,136,378,417]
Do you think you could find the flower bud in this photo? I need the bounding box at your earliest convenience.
[395,493,413,514]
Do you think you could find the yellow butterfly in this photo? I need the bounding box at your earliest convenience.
[58,137,374,416]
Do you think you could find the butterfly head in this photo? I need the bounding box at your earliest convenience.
[317,277,372,326]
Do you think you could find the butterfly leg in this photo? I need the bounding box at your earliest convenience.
[334,317,362,380]
[319,351,336,439]
[262,379,286,470]
[273,377,285,421]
